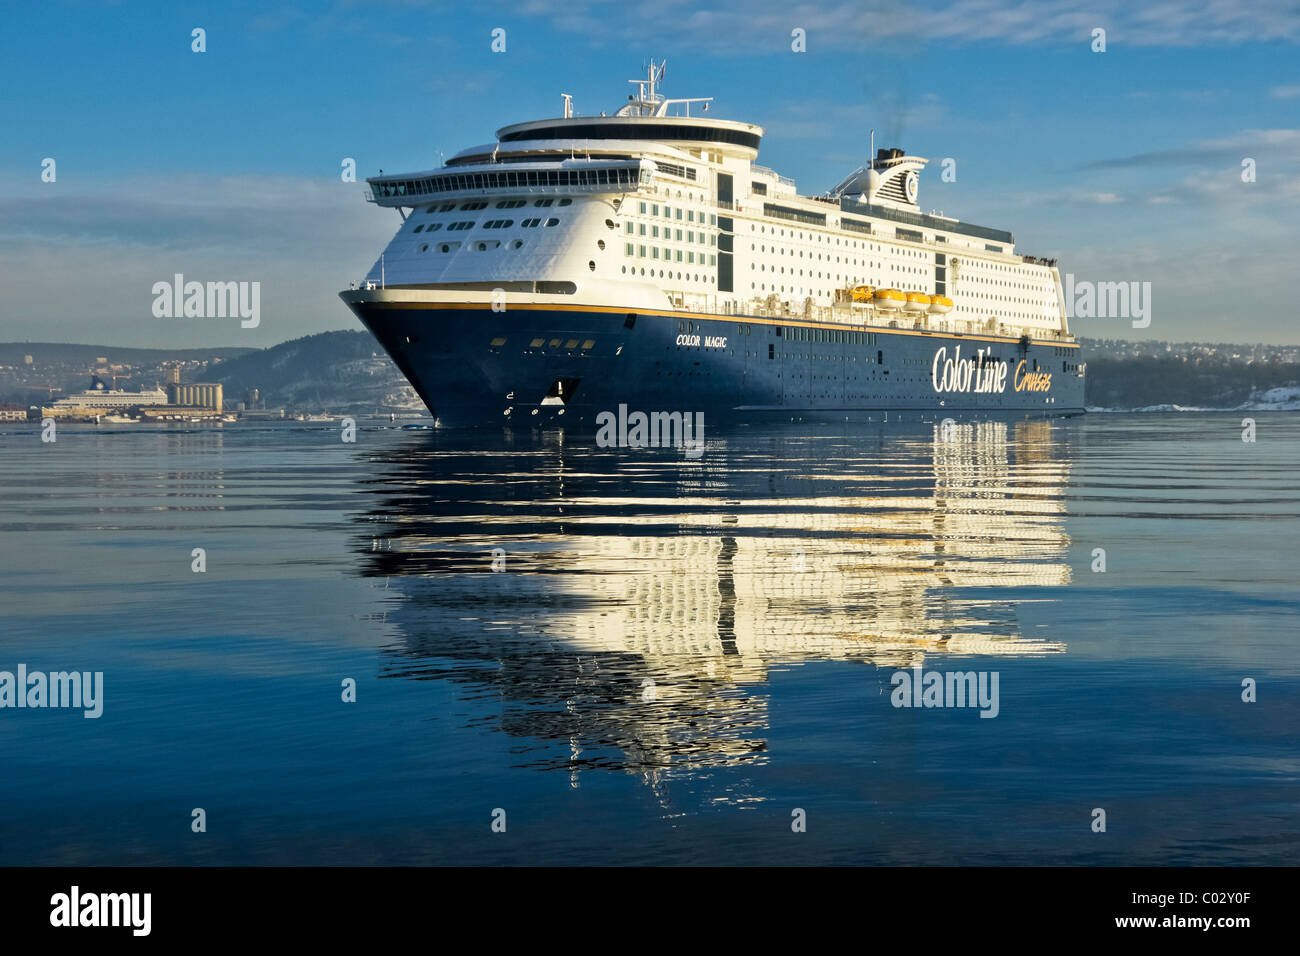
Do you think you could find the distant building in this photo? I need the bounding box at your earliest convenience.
[167,382,223,409]
[0,404,28,422]
[238,407,285,420]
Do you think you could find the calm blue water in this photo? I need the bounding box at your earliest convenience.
[0,414,1296,865]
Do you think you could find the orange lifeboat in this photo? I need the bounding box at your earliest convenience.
[873,288,906,310]
[928,295,954,314]
[903,292,931,313]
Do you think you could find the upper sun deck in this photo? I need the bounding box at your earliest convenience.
[444,136,708,168]
[497,59,762,157]
[494,115,763,156]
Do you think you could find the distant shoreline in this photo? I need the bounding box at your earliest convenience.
[3,333,1298,414]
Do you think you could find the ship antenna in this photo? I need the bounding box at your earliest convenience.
[870,129,875,167]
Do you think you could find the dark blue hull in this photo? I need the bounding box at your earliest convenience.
[346,301,1086,427]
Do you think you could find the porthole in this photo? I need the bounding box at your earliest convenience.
[440,244,450,253]
[589,260,596,271]
[605,219,616,230]
[597,239,605,250]
[420,244,429,252]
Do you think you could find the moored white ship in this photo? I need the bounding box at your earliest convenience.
[341,62,1085,427]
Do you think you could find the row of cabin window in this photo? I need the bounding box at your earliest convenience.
[418,239,526,253]
[413,218,559,234]
[626,222,714,245]
[752,261,928,277]
[624,244,716,265]
[623,267,716,283]
[423,198,573,214]
[752,242,928,258]
[636,202,715,225]
[526,337,596,349]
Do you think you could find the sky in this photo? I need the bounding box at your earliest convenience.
[1,0,1298,348]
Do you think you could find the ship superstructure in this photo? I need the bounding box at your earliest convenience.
[341,62,1085,426]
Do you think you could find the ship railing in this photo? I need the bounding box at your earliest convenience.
[366,181,644,207]
[751,165,796,188]
[719,297,1074,341]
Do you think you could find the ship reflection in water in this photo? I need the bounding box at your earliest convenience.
[354,419,1069,798]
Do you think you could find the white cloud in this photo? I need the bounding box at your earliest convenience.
[1086,129,1300,170]
[508,0,1300,51]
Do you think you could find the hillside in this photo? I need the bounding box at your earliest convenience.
[0,343,254,365]
[1082,355,1300,409]
[206,331,423,413]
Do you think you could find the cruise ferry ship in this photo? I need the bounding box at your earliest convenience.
[341,63,1085,427]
